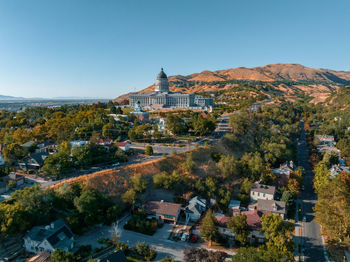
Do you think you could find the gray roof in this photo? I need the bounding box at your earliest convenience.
[190,196,207,206]
[251,182,276,195]
[29,152,49,166]
[157,68,167,79]
[25,219,74,249]
[185,202,202,216]
[22,141,36,148]
[228,200,241,209]
[257,199,286,215]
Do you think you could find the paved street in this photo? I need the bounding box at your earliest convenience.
[297,120,327,262]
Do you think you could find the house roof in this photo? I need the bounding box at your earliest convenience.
[27,152,49,166]
[25,219,74,249]
[189,196,207,206]
[251,182,276,195]
[185,202,202,216]
[145,201,181,217]
[257,199,287,215]
[215,213,229,228]
[22,141,36,148]
[228,200,241,209]
[241,210,262,231]
[115,142,129,147]
[100,250,128,262]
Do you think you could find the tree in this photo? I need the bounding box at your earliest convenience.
[281,190,294,208]
[3,143,25,165]
[182,154,195,174]
[72,145,92,167]
[145,145,153,156]
[200,210,219,247]
[229,111,251,136]
[228,214,249,246]
[184,247,227,262]
[192,115,216,135]
[216,155,240,178]
[165,115,188,135]
[135,242,156,261]
[131,173,148,193]
[261,214,295,261]
[231,247,267,262]
[7,180,17,190]
[122,189,137,208]
[160,256,174,262]
[206,176,218,198]
[50,249,75,262]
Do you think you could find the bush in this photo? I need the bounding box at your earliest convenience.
[145,146,153,156]
[124,212,158,235]
[135,242,156,261]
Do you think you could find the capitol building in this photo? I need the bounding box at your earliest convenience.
[129,69,213,109]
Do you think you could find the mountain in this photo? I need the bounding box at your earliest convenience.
[0,95,25,100]
[115,63,350,103]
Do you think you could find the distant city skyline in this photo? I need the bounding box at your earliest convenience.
[0,0,349,99]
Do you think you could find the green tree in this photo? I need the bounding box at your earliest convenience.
[182,154,195,174]
[192,115,216,135]
[131,173,148,193]
[122,189,137,208]
[228,214,249,246]
[7,180,17,190]
[135,242,156,261]
[145,145,153,156]
[261,214,295,261]
[50,249,76,262]
[216,155,239,178]
[200,210,219,247]
[165,115,188,135]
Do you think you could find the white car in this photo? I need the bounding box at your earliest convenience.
[181,233,189,242]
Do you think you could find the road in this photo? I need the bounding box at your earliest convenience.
[297,120,327,262]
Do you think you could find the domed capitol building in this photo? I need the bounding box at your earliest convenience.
[129,68,213,109]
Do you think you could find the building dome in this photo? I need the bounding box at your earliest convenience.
[155,68,169,92]
[157,68,168,79]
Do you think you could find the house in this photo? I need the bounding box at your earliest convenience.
[271,161,295,187]
[70,140,88,148]
[36,141,57,153]
[27,251,51,262]
[214,213,234,239]
[98,138,114,151]
[98,250,128,262]
[115,142,130,152]
[108,114,129,122]
[24,219,74,254]
[250,182,276,201]
[228,200,241,216]
[0,181,8,194]
[185,196,207,222]
[241,210,265,244]
[329,164,350,179]
[144,201,182,224]
[131,102,149,123]
[316,145,341,156]
[257,199,287,219]
[19,152,49,171]
[316,135,336,147]
[3,172,25,186]
[158,118,167,132]
[22,141,36,149]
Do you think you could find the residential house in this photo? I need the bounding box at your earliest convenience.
[241,210,265,244]
[228,200,241,216]
[36,141,57,153]
[214,213,234,239]
[271,161,295,187]
[250,182,276,201]
[158,118,167,133]
[115,142,131,152]
[22,141,36,150]
[329,164,350,179]
[19,152,49,171]
[185,196,207,222]
[70,140,88,148]
[24,219,74,254]
[27,251,51,262]
[316,135,336,147]
[98,138,114,151]
[257,199,287,219]
[108,114,129,122]
[144,201,182,224]
[3,172,25,186]
[98,250,128,262]
[316,144,341,156]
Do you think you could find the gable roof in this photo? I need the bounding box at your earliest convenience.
[228,200,241,209]
[28,152,49,166]
[145,201,181,217]
[241,210,262,231]
[257,199,287,215]
[25,219,74,250]
[189,196,207,207]
[251,182,276,195]
[185,202,202,216]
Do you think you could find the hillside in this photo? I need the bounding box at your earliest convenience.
[115,63,350,103]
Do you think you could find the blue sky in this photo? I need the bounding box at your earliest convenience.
[0,0,349,99]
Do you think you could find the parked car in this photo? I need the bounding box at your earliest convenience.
[181,233,189,242]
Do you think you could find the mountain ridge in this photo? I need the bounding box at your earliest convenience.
[115,63,350,103]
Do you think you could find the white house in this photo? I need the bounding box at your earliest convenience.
[24,219,74,254]
[115,142,131,152]
[250,182,276,201]
[185,196,207,222]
